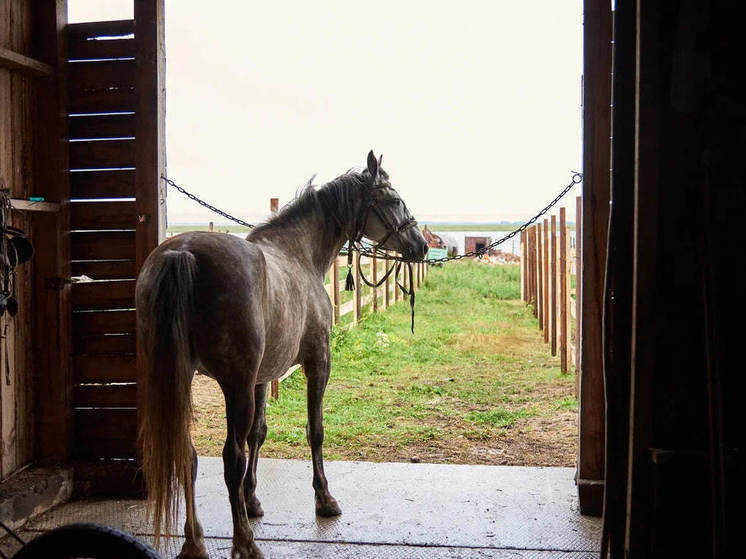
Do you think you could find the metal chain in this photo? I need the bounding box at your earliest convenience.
[354,171,583,263]
[162,176,255,229]
[162,172,583,263]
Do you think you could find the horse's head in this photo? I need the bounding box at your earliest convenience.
[359,150,428,261]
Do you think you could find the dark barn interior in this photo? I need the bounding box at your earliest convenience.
[0,1,743,557]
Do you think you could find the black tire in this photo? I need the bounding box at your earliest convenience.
[13,523,161,559]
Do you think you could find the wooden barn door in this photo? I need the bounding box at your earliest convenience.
[67,0,165,495]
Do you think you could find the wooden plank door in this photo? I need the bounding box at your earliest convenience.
[67,1,165,496]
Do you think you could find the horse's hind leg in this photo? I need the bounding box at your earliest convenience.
[223,389,263,559]
[244,383,268,517]
[304,351,342,517]
[177,445,207,559]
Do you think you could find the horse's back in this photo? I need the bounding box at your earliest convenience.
[139,232,268,376]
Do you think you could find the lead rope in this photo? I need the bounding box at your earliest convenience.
[393,262,416,334]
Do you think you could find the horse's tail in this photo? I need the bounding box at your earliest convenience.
[137,249,197,547]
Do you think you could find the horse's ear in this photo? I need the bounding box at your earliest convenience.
[367,150,379,180]
[378,153,383,169]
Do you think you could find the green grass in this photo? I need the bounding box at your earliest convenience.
[556,397,578,411]
[192,261,577,464]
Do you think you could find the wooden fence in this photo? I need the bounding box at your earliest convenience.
[519,197,581,375]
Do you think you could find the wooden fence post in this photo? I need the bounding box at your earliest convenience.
[530,226,537,311]
[391,253,399,303]
[537,223,543,326]
[371,254,378,311]
[354,252,362,324]
[332,256,340,324]
[384,253,391,309]
[520,230,526,301]
[270,196,280,399]
[528,226,535,313]
[551,214,557,356]
[560,208,568,372]
[543,218,550,343]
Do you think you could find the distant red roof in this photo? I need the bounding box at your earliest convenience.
[422,225,446,248]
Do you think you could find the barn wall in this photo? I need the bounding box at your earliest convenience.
[0,0,37,480]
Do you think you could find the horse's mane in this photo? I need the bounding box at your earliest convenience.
[248,169,377,239]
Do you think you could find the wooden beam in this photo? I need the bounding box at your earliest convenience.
[602,2,637,555]
[134,0,167,469]
[69,114,135,140]
[70,169,135,199]
[133,0,166,273]
[0,46,54,76]
[578,0,612,516]
[10,199,61,212]
[69,139,135,169]
[31,0,73,467]
[70,200,136,230]
[73,309,135,336]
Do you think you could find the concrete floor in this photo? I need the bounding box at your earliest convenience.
[2,458,601,558]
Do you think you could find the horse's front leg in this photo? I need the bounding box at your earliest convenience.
[304,350,342,517]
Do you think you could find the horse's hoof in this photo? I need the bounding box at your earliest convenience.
[315,495,342,517]
[232,540,264,559]
[245,496,265,518]
[176,550,208,559]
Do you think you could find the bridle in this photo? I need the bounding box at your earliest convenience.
[323,175,420,333]
[355,184,419,255]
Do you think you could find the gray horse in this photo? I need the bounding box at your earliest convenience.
[136,151,427,559]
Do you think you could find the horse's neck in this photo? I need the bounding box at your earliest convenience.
[256,212,348,279]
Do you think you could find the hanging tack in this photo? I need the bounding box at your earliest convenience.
[344,245,355,291]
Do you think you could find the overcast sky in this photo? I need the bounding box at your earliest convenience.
[69,1,583,224]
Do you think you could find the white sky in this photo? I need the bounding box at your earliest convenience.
[69,1,583,225]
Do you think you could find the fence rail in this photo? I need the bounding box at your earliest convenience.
[519,196,580,378]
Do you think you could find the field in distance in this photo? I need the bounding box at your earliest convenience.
[167,222,576,235]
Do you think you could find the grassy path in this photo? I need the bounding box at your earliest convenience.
[191,261,577,466]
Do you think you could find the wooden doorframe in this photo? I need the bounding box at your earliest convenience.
[577,0,612,516]
[134,0,167,468]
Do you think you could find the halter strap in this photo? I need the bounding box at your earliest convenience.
[319,177,419,333]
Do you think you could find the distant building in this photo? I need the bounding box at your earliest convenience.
[465,236,491,255]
